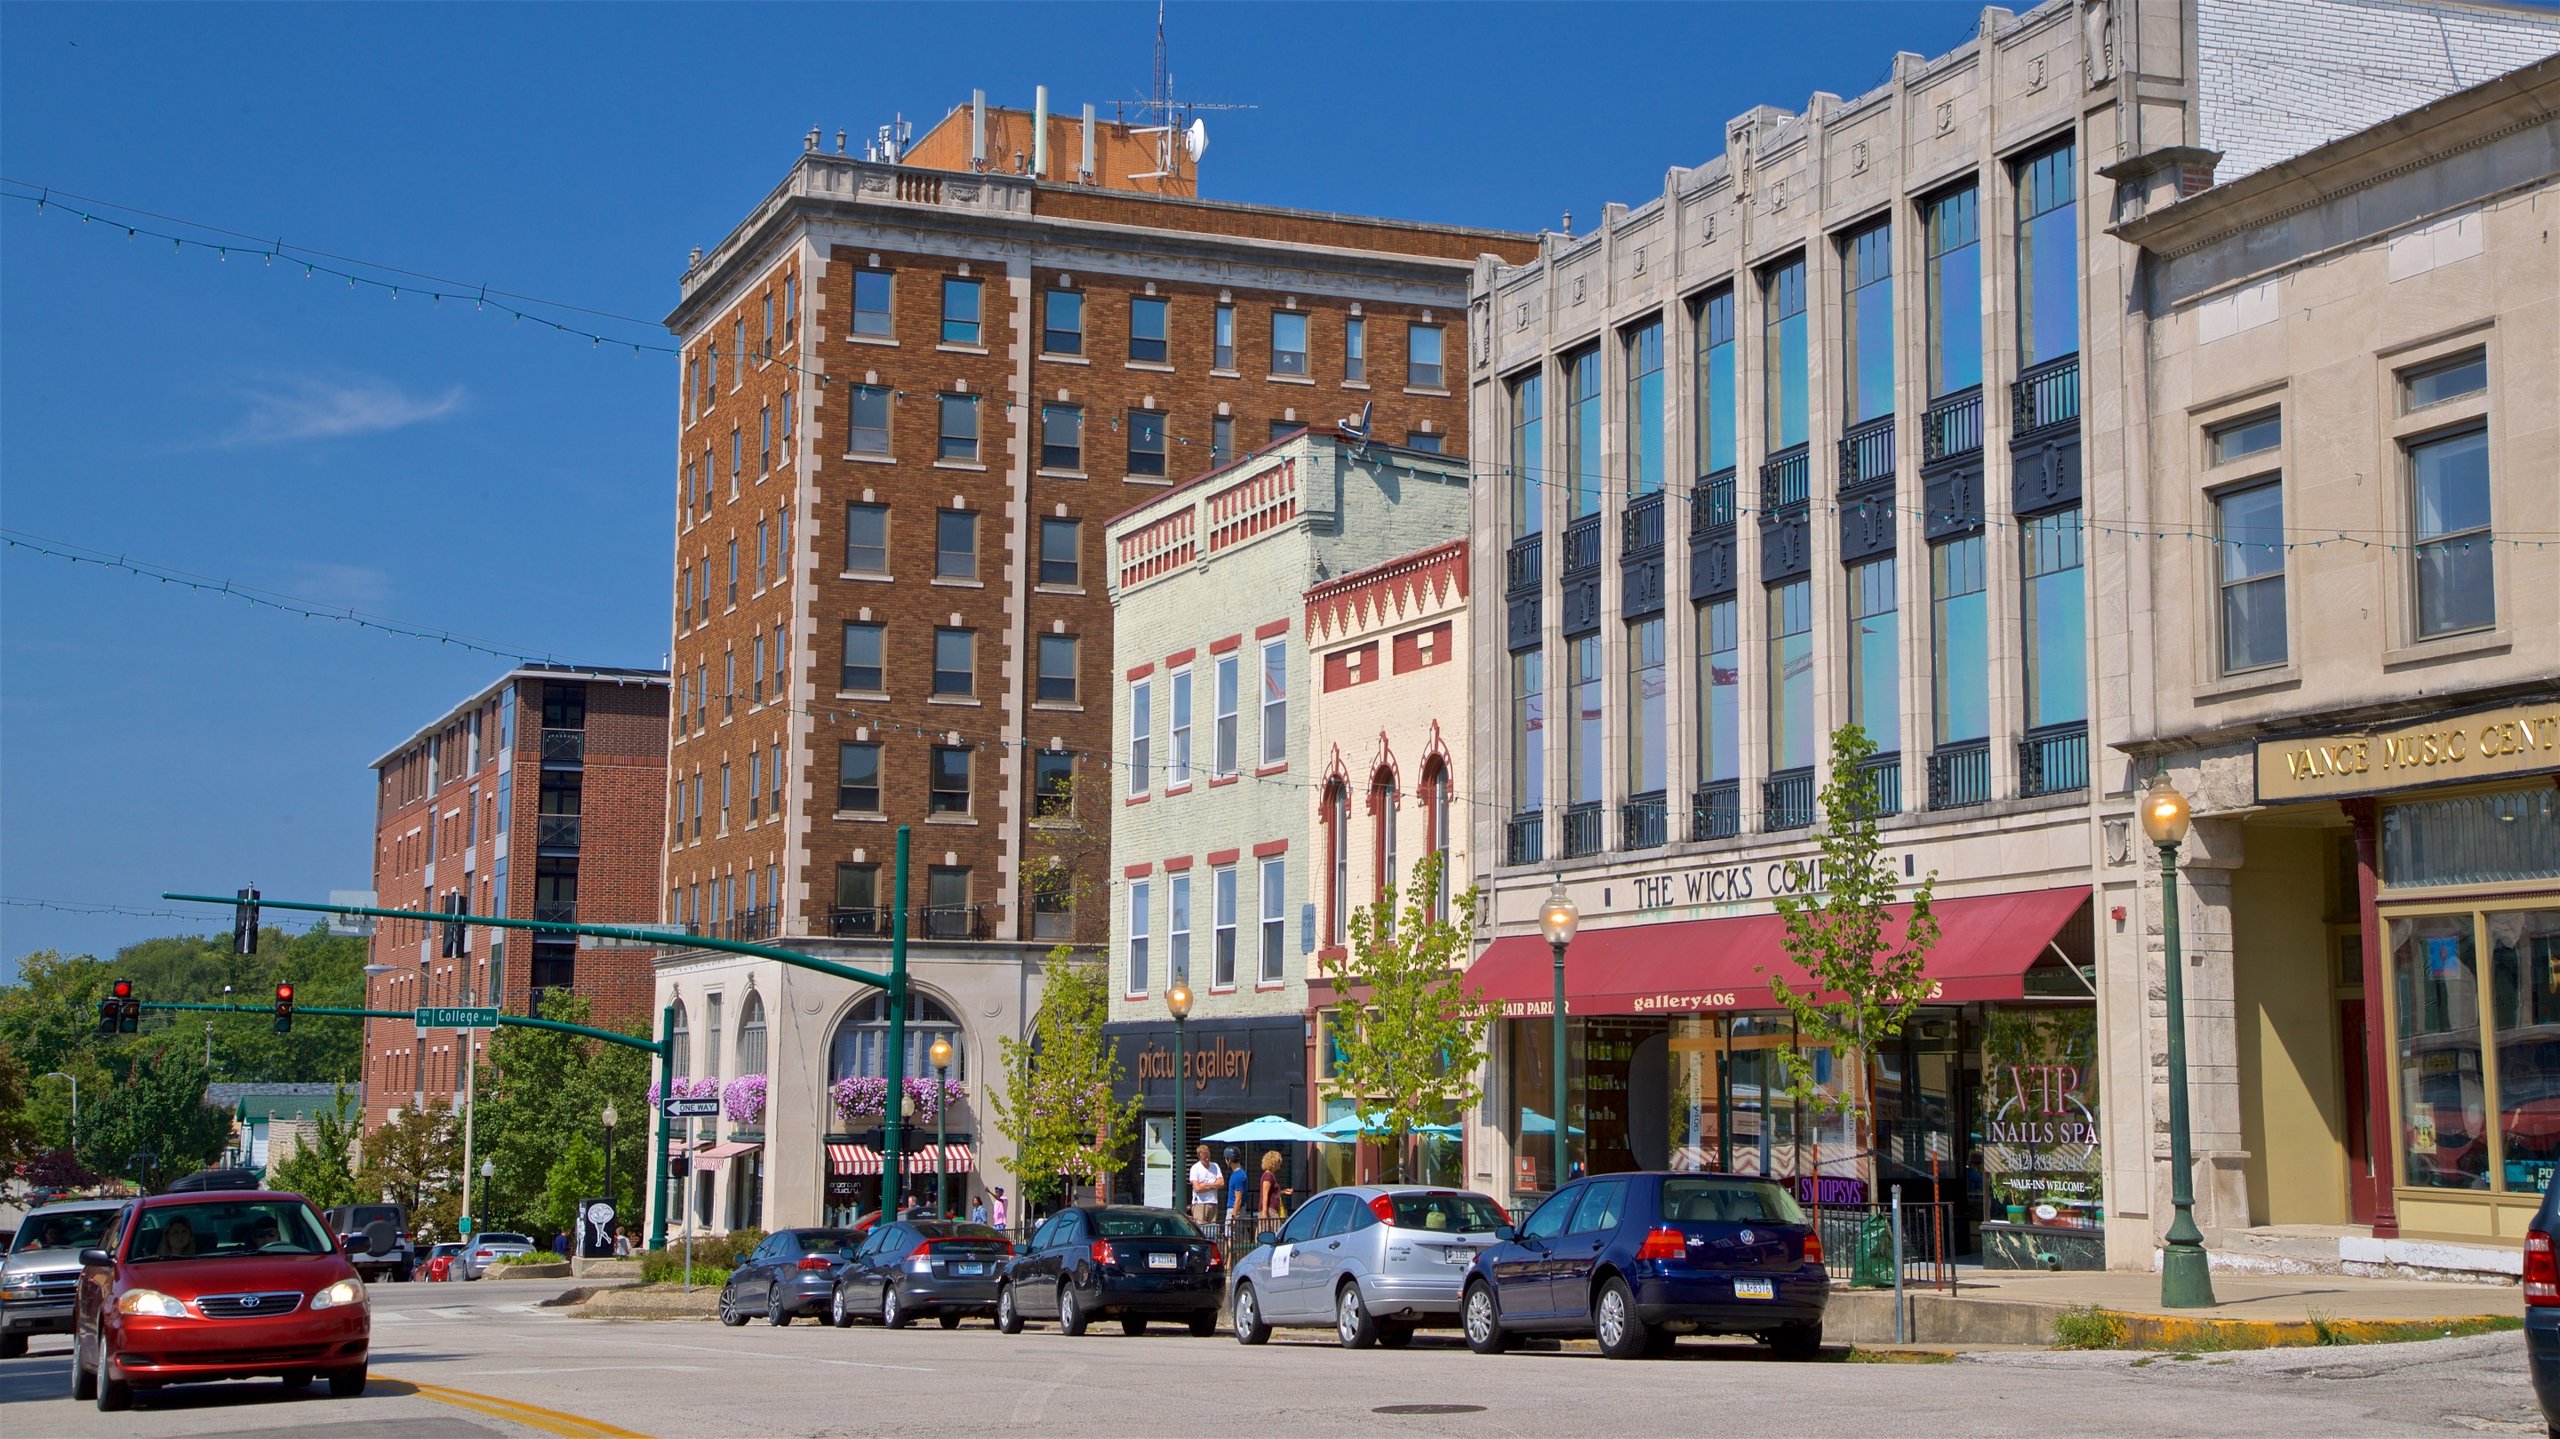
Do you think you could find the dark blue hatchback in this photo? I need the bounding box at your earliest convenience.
[1460,1172,1828,1360]
[2525,1179,2560,1433]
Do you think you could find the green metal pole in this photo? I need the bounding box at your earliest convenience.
[650,1002,675,1253]
[882,826,910,1219]
[1551,939,1569,1190]
[2158,842,2216,1308]
[1173,1015,1187,1210]
[936,1060,949,1217]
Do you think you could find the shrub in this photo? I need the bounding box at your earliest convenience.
[639,1227,766,1285]
[2052,1304,2128,1350]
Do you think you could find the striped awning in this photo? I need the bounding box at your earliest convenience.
[828,1143,974,1176]
[828,1144,882,1176]
[904,1144,974,1173]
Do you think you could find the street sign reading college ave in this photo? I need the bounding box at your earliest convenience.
[414,1005,501,1030]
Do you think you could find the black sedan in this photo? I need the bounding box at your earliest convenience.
[718,1228,868,1326]
[829,1220,1012,1329]
[995,1205,1222,1337]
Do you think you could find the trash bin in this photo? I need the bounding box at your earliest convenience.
[1850,1213,1898,1289]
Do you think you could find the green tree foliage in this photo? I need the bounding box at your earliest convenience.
[1767,724,1941,1186]
[1321,850,1494,1182]
[360,1101,460,1238]
[991,947,1141,1203]
[537,1136,605,1242]
[0,1046,43,1175]
[467,990,650,1235]
[269,1086,363,1209]
[76,1039,229,1188]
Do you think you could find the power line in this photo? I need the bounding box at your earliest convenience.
[2,897,201,922]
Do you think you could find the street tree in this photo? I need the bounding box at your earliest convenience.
[76,1039,228,1189]
[0,1046,43,1176]
[467,990,650,1231]
[1765,724,1941,1193]
[361,1101,460,1237]
[990,946,1141,1209]
[269,1085,363,1208]
[1024,770,1112,945]
[1321,850,1493,1182]
[537,1136,606,1243]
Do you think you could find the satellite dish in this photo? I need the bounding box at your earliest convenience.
[1184,117,1209,162]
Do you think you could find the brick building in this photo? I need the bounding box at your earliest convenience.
[648,95,1533,1237]
[362,664,670,1132]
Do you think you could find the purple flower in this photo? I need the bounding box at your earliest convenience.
[723,1073,768,1124]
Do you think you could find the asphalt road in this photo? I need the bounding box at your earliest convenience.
[0,1277,2549,1437]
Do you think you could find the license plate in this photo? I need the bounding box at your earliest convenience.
[1733,1277,1775,1300]
[1440,1247,1471,1265]
[950,1262,984,1276]
[1147,1252,1178,1270]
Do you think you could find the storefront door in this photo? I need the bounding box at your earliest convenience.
[2343,995,2379,1225]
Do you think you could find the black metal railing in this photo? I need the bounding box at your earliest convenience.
[1809,1198,1955,1293]
[2019,721,2090,797]
[1838,415,1896,489]
[1921,386,1984,463]
[1621,792,1667,851]
[1759,444,1811,511]
[826,906,885,938]
[1505,533,1543,598]
[1859,752,1902,818]
[1691,780,1741,841]
[533,899,577,924]
[1505,811,1545,866]
[718,907,777,942]
[918,903,992,941]
[1762,768,1816,831]
[540,729,586,767]
[1690,468,1737,535]
[1562,801,1604,859]
[1927,740,1992,810]
[2011,354,2080,437]
[1620,491,1665,557]
[536,814,582,850]
[1561,513,1603,576]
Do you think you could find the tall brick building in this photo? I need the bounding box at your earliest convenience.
[646,97,1534,1235]
[361,664,669,1131]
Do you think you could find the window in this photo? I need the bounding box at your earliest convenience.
[1169,666,1193,785]
[1271,419,1300,443]
[1213,303,1235,370]
[936,509,978,580]
[933,628,975,697]
[1848,558,1900,752]
[925,867,971,935]
[1259,857,1286,984]
[2212,412,2281,463]
[829,991,968,1082]
[760,404,772,473]
[770,739,784,811]
[1271,311,1308,377]
[1407,323,1444,388]
[1627,618,1666,796]
[938,395,978,463]
[1129,677,1153,797]
[1039,516,1081,587]
[1037,634,1079,703]
[1567,634,1602,806]
[737,992,767,1075]
[1212,414,1234,466]
[1212,652,1239,777]
[1408,430,1442,453]
[930,746,971,815]
[1169,872,1192,983]
[1511,648,1546,811]
[784,274,796,342]
[2022,510,2087,728]
[748,750,761,818]
[836,863,878,926]
[1130,297,1168,364]
[731,428,743,491]
[2406,351,2488,410]
[1259,638,1287,766]
[1374,773,1399,918]
[2410,425,2493,637]
[720,763,731,826]
[941,277,982,345]
[1767,580,1813,772]
[756,520,770,591]
[1128,880,1152,993]
[1041,404,1083,471]
[852,271,892,338]
[727,541,739,607]
[844,502,887,574]
[1345,316,1366,383]
[1843,221,1893,423]
[2015,142,2079,367]
[1762,257,1808,451]
[848,385,890,456]
[732,319,745,385]
[833,621,888,695]
[1566,346,1602,519]
[1327,782,1350,945]
[1932,536,1988,743]
[692,773,703,836]
[1510,370,1544,538]
[723,650,736,716]
[1212,864,1238,988]
[1624,318,1663,495]
[782,391,793,454]
[1925,187,1982,398]
[1044,288,1083,355]
[2214,480,2287,672]
[1033,749,1074,818]
[1127,409,1167,477]
[836,742,880,813]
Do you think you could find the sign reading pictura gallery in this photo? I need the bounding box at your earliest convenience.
[2256,698,2560,803]
[1109,1015,1306,1114]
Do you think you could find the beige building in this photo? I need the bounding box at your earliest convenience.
[2111,55,2559,1271]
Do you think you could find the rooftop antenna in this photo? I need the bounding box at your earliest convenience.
[1125,0,1254,188]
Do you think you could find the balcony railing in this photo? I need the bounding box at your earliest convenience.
[1927,740,1992,810]
[533,899,577,925]
[1838,416,1896,489]
[728,907,777,942]
[1504,533,1542,598]
[2011,355,2080,438]
[1561,513,1602,576]
[1921,386,1984,463]
[2019,722,2090,798]
[1561,801,1604,859]
[536,814,582,851]
[1620,491,1665,558]
[1759,445,1811,512]
[1690,468,1737,535]
[918,903,992,941]
[1762,768,1816,832]
[1859,752,1903,818]
[827,906,885,938]
[1691,780,1741,841]
[1621,792,1668,851]
[1504,810,1546,866]
[540,729,586,767]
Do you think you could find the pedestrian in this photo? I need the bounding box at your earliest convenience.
[613,1225,633,1258]
[1223,1146,1251,1249]
[552,1230,571,1258]
[1187,1143,1224,1227]
[990,1186,1008,1231]
[969,1192,988,1225]
[1255,1150,1288,1224]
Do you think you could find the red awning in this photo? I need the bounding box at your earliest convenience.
[693,1141,761,1172]
[1463,886,2090,1016]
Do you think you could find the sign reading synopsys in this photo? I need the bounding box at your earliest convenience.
[415,1006,500,1030]
[662,1097,719,1118]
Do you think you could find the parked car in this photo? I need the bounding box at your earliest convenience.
[2524,1173,2560,1433]
[1459,1171,1827,1360]
[830,1220,1011,1329]
[420,1243,467,1283]
[995,1205,1221,1337]
[2,1200,128,1358]
[165,1168,265,1194]
[318,1204,414,1283]
[69,1189,370,1410]
[1229,1186,1510,1348]
[458,1233,536,1280]
[717,1229,867,1327]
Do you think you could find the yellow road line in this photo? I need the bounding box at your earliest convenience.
[402,1378,656,1439]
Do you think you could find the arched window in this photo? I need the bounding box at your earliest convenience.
[736,991,768,1075]
[827,992,966,1085]
[1420,756,1453,921]
[1323,778,1351,947]
[1371,767,1400,935]
[670,999,692,1078]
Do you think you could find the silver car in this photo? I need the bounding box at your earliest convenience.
[459,1232,537,1280]
[2,1201,127,1358]
[1228,1186,1509,1348]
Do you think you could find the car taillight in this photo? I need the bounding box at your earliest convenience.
[797,1255,833,1271]
[1090,1239,1117,1267]
[1207,1244,1225,1270]
[1802,1230,1824,1265]
[1636,1228,1687,1262]
[2526,1230,2559,1306]
[1369,1194,1398,1224]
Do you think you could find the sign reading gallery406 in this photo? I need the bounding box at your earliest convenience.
[2256,699,2560,803]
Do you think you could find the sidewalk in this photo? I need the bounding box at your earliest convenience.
[1826,1264,2522,1349]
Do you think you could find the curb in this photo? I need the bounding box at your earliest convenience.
[2078,1310,2521,1351]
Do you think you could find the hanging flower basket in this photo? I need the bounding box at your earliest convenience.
[723,1073,768,1125]
[644,1076,720,1111]
[904,1075,968,1120]
[831,1075,889,1121]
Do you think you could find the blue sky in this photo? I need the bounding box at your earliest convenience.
[0,0,1987,976]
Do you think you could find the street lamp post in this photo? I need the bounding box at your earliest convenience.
[2142,775,2217,1309]
[42,1071,77,1157]
[929,1037,953,1217]
[601,1102,620,1226]
[1539,879,1580,1191]
[1166,982,1193,1209]
[479,1157,496,1237]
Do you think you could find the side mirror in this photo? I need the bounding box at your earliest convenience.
[1255,1231,1277,1248]
[79,1248,113,1268]
[1491,1224,1516,1243]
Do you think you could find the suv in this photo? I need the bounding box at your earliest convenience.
[2,1200,128,1358]
[320,1204,414,1283]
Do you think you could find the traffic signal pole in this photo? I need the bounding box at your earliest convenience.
[651,1002,675,1252]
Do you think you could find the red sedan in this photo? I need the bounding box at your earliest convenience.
[70,1190,370,1412]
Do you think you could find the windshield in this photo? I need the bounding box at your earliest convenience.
[477,1234,532,1247]
[12,1209,119,1254]
[1386,1191,1508,1234]
[1659,1177,1806,1225]
[1092,1209,1203,1239]
[131,1200,331,1261]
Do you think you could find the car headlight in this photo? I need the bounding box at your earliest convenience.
[2,1285,42,1301]
[116,1289,190,1318]
[311,1278,367,1310]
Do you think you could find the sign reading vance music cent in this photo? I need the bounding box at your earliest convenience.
[2255,699,2560,803]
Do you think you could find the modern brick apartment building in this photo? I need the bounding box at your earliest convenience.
[646,97,1533,1236]
[361,664,669,1131]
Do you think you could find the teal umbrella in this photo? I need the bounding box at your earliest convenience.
[1201,1115,1337,1144]
[1517,1108,1585,1138]
[1315,1111,1461,1140]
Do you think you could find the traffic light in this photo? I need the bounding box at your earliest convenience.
[273,982,295,1035]
[97,982,120,1036]
[113,978,138,1035]
[440,891,467,959]
[233,886,261,955]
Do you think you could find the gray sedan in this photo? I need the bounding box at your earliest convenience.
[459,1232,537,1279]
[1229,1186,1509,1348]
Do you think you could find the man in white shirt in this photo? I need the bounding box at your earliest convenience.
[1187,1144,1224,1227]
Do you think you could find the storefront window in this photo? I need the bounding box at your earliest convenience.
[2384,789,2560,888]
[2393,914,2486,1189]
[1977,1009,2101,1229]
[2492,910,2560,1194]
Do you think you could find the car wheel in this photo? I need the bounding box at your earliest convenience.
[1188,1310,1218,1338]
[1378,1321,1415,1349]
[0,1332,25,1359]
[328,1363,368,1397]
[1231,1283,1270,1346]
[997,1285,1024,1334]
[95,1337,131,1412]
[830,1283,857,1329]
[70,1331,97,1401]
[938,1312,962,1330]
[1121,1316,1149,1336]
[1462,1280,1510,1355]
[767,1290,792,1327]
[1593,1276,1651,1360]
[280,1370,314,1392]
[1767,1319,1823,1361]
[717,1288,748,1326]
[1336,1281,1379,1349]
[881,1285,910,1330]
[1057,1286,1088,1337]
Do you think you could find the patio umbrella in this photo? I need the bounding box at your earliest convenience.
[1314,1111,1461,1140]
[1201,1114,1337,1144]
[1517,1108,1585,1137]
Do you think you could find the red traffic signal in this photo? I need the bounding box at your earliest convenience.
[273,982,296,1035]
[276,983,294,1003]
[111,979,133,1000]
